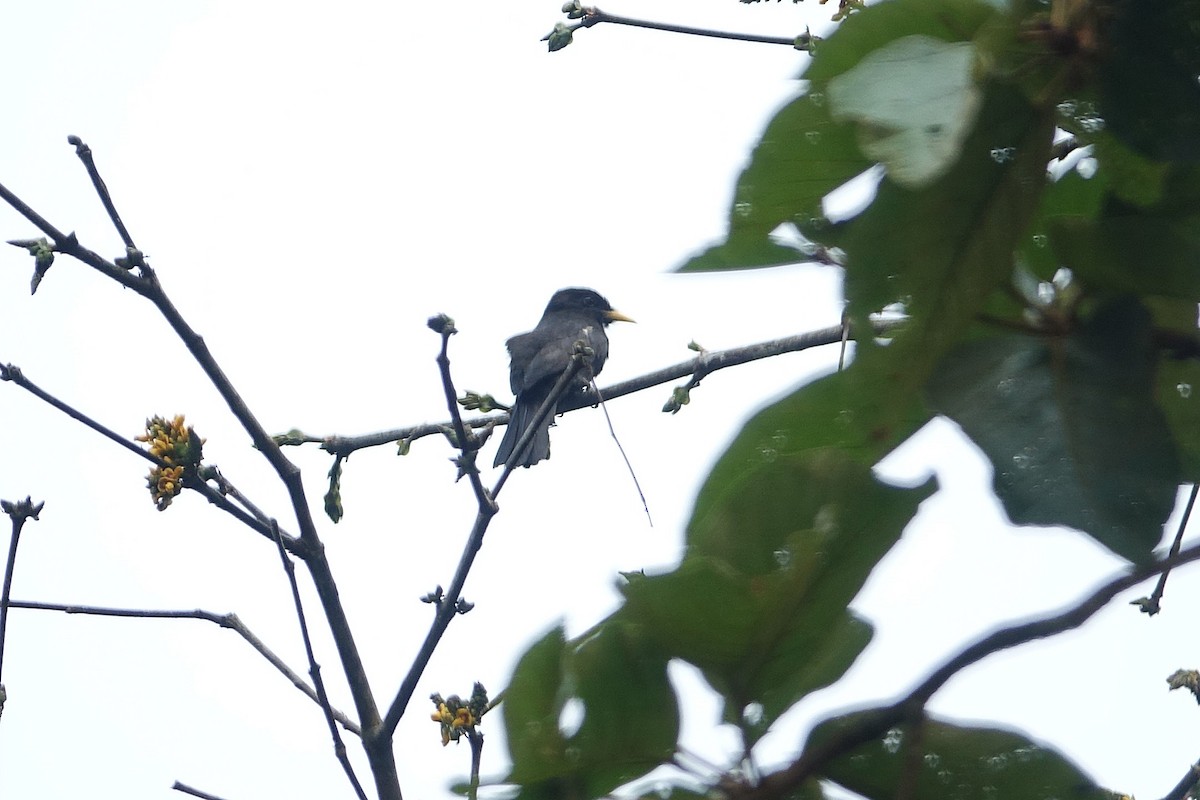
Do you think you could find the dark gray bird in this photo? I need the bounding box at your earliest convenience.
[493,288,633,468]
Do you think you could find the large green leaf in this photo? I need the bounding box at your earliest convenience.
[502,622,678,800]
[1148,297,1200,481]
[1021,168,1106,280]
[692,359,932,520]
[1050,167,1200,302]
[503,627,571,789]
[679,0,1001,273]
[1098,0,1200,162]
[568,621,679,792]
[926,297,1180,562]
[679,92,869,272]
[839,80,1052,344]
[622,452,933,728]
[809,712,1117,800]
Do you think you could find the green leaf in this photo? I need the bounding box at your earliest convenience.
[502,622,678,800]
[806,79,1054,458]
[680,0,1002,273]
[678,92,869,272]
[1159,359,1200,481]
[1021,168,1106,280]
[840,80,1051,344]
[809,712,1117,800]
[568,622,679,794]
[693,361,931,509]
[1092,131,1169,207]
[623,452,933,728]
[1148,297,1200,481]
[504,626,571,787]
[926,297,1180,562]
[1098,0,1200,162]
[1050,167,1200,302]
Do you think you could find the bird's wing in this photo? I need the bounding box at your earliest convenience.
[507,320,605,393]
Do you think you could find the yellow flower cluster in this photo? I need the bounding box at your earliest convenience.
[429,684,488,746]
[136,414,203,511]
[431,701,476,747]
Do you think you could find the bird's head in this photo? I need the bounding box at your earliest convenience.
[544,287,635,325]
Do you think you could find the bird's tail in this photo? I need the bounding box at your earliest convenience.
[493,398,552,468]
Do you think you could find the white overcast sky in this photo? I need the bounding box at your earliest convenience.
[1,3,1196,800]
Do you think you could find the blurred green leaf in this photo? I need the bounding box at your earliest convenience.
[1092,131,1168,207]
[679,92,868,272]
[1148,297,1200,481]
[1021,168,1106,280]
[927,297,1179,562]
[502,622,678,800]
[840,80,1051,337]
[568,622,678,793]
[681,0,1002,274]
[504,627,571,788]
[623,452,932,728]
[810,712,1117,800]
[1050,167,1200,302]
[1098,0,1200,162]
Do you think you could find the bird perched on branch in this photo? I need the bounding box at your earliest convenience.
[493,287,634,468]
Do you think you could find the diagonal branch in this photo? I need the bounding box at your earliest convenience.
[380,342,589,739]
[741,539,1200,800]
[545,6,807,48]
[1,150,397,798]
[7,599,360,735]
[266,519,367,799]
[1,361,305,553]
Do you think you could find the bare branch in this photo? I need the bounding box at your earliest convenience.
[0,497,43,685]
[0,168,395,795]
[322,319,902,459]
[267,519,367,799]
[1132,483,1198,615]
[172,781,231,800]
[1158,760,1200,800]
[7,599,361,736]
[742,540,1200,800]
[380,342,589,738]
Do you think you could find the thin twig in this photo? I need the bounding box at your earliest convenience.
[200,465,275,528]
[381,349,589,738]
[0,170,394,794]
[267,519,367,799]
[69,135,137,250]
[1,363,155,463]
[0,498,43,683]
[432,315,496,512]
[546,7,802,47]
[467,730,484,800]
[172,781,231,800]
[1158,760,1200,800]
[1134,483,1197,615]
[7,599,361,735]
[1,361,306,554]
[0,178,142,291]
